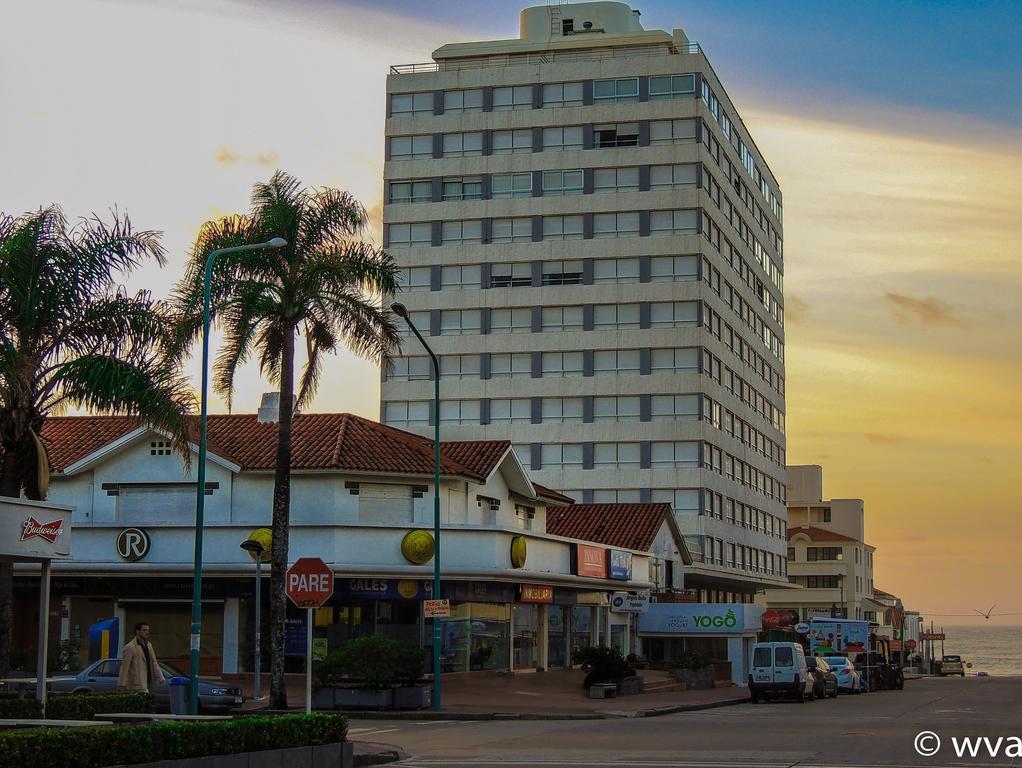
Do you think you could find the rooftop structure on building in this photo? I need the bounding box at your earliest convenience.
[380,1,789,603]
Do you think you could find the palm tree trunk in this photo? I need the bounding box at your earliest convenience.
[268,327,296,710]
[0,450,22,678]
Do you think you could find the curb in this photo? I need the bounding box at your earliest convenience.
[354,742,407,767]
[631,695,749,717]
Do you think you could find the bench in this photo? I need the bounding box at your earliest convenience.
[588,683,618,699]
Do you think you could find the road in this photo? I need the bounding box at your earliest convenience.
[349,677,1022,767]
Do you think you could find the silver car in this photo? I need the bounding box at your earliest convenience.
[49,659,243,713]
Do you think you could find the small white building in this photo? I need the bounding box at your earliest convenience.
[13,410,689,676]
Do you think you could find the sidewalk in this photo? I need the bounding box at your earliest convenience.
[227,668,749,720]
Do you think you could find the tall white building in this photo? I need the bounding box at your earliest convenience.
[381,1,789,602]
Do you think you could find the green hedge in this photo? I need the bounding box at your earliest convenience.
[0,713,347,768]
[47,691,155,720]
[0,691,44,719]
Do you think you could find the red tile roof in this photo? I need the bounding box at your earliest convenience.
[39,413,516,483]
[532,483,574,504]
[787,526,859,543]
[546,503,672,552]
[872,587,896,598]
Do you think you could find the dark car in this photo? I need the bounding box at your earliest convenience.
[49,659,243,713]
[806,656,839,698]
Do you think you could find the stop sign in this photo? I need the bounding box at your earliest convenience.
[285,558,334,609]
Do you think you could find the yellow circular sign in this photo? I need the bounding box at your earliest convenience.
[243,528,273,563]
[397,579,420,599]
[401,530,435,565]
[510,535,527,568]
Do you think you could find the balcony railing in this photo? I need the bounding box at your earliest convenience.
[390,42,701,75]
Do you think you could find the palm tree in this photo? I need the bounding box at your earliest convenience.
[172,171,401,709]
[0,206,194,676]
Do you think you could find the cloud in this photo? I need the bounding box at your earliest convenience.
[864,432,905,445]
[885,292,967,328]
[785,295,810,324]
[214,146,280,167]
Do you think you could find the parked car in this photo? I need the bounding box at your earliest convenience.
[940,655,965,677]
[823,655,863,694]
[749,642,816,703]
[807,656,839,698]
[850,650,905,691]
[49,659,243,713]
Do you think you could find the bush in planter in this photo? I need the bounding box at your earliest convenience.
[47,691,154,720]
[671,649,712,672]
[0,691,44,718]
[0,713,348,768]
[318,634,421,690]
[572,646,636,688]
[393,643,425,686]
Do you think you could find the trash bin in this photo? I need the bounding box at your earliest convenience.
[168,676,189,715]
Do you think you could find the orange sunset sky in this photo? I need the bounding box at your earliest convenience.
[3,0,1020,624]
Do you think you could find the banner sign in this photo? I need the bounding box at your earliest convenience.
[0,499,73,561]
[283,617,307,657]
[332,578,514,604]
[608,550,633,580]
[639,603,762,635]
[574,544,608,578]
[808,619,870,654]
[517,584,554,604]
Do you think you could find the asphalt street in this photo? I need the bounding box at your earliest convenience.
[349,677,1022,767]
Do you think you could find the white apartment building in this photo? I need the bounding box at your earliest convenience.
[764,464,880,621]
[380,1,789,601]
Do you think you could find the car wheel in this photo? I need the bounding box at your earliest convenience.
[796,684,805,703]
[750,689,760,703]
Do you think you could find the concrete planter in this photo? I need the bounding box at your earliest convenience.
[670,666,715,689]
[393,685,431,710]
[327,687,395,710]
[616,675,645,696]
[122,741,352,768]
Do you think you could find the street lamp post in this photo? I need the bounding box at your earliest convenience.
[239,538,266,700]
[189,237,286,715]
[391,303,442,711]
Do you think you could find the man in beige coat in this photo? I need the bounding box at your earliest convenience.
[117,621,166,693]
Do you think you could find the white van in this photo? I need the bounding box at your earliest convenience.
[749,642,815,702]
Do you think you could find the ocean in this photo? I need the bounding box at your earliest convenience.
[936,625,1022,676]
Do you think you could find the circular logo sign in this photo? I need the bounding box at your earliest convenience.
[795,622,811,634]
[510,535,527,568]
[116,528,151,562]
[243,527,273,563]
[401,530,435,565]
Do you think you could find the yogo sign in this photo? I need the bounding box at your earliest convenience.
[692,609,738,629]
[639,603,758,635]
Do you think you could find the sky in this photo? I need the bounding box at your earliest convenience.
[2,0,1019,625]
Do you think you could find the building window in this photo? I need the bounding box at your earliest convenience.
[651,441,700,468]
[149,441,171,456]
[441,220,483,244]
[594,442,641,466]
[490,353,532,378]
[399,267,431,292]
[541,443,583,468]
[542,82,583,107]
[648,74,696,100]
[650,209,699,235]
[593,397,640,422]
[542,170,584,196]
[490,307,531,333]
[440,354,480,379]
[490,262,532,287]
[492,129,532,154]
[389,135,432,159]
[541,260,584,286]
[650,164,699,188]
[541,398,584,422]
[651,394,699,420]
[443,177,483,201]
[383,401,429,426]
[444,88,483,113]
[651,488,700,516]
[439,309,481,335]
[650,255,698,281]
[388,179,432,203]
[593,349,640,374]
[440,264,481,289]
[650,301,699,327]
[593,78,639,103]
[593,211,640,238]
[490,218,532,243]
[542,215,584,240]
[593,304,640,329]
[442,132,483,157]
[594,123,639,148]
[541,306,584,331]
[389,356,431,381]
[387,223,431,247]
[391,92,433,115]
[490,398,531,423]
[593,167,640,192]
[541,351,584,376]
[650,347,700,373]
[806,547,842,562]
[491,173,533,198]
[439,400,480,424]
[650,119,697,144]
[542,126,584,150]
[492,85,533,111]
[592,258,640,283]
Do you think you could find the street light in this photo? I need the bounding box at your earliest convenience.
[189,237,287,714]
[391,302,442,711]
[240,534,269,700]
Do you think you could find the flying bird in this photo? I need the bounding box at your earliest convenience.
[973,604,997,619]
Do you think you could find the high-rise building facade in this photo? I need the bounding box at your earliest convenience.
[381,1,789,600]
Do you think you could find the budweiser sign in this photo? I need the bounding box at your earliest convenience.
[21,516,64,544]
